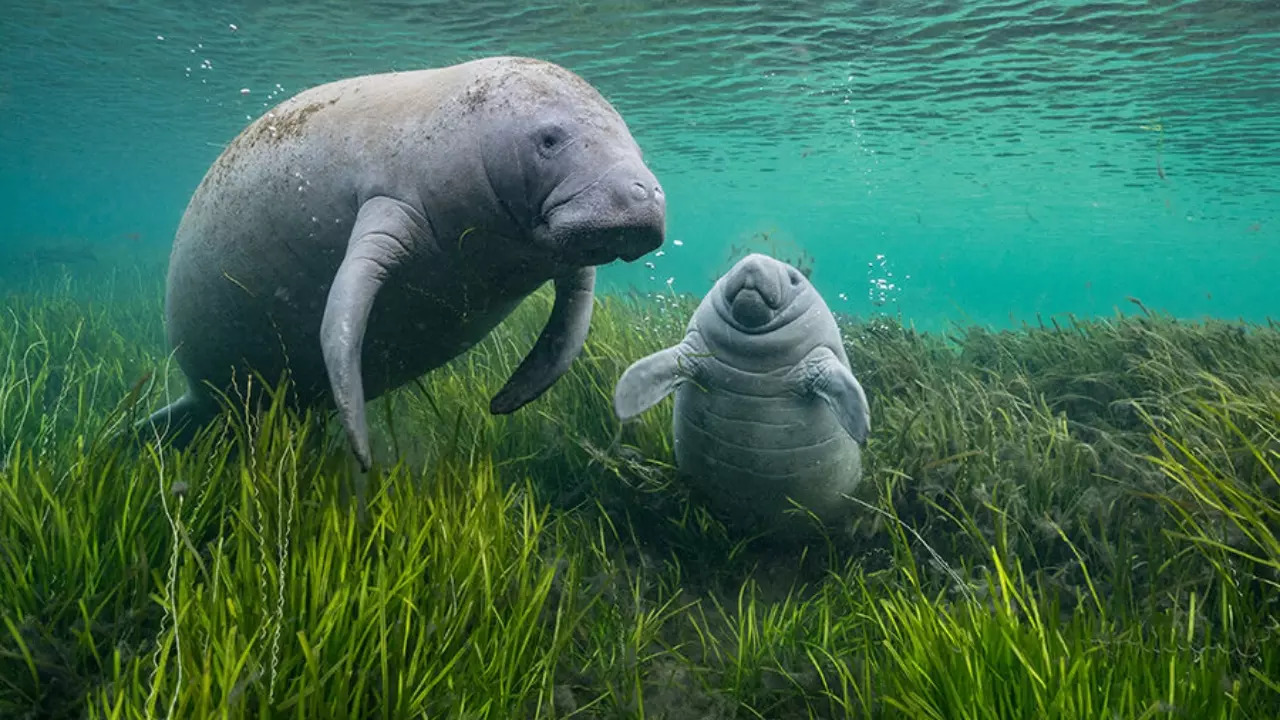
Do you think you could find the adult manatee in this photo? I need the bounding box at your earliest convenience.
[613,253,870,537]
[140,56,666,471]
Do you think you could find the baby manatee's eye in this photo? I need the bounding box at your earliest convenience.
[789,269,802,285]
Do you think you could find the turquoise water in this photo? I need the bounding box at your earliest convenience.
[1,0,1277,330]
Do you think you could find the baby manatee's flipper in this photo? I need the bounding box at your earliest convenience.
[786,346,871,443]
[321,196,434,473]
[612,335,705,421]
[489,265,596,414]
[132,391,218,450]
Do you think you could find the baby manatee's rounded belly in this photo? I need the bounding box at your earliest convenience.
[671,380,863,532]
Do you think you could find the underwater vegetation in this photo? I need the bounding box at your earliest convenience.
[0,262,1277,719]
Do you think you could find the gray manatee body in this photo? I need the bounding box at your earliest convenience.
[141,56,666,470]
[613,253,870,537]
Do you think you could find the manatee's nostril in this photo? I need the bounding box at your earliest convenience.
[629,182,649,201]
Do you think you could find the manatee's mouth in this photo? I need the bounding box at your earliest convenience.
[723,268,784,329]
[716,254,813,332]
[533,221,662,266]
[571,238,639,266]
[729,289,774,328]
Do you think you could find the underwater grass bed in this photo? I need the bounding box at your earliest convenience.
[1,266,1277,718]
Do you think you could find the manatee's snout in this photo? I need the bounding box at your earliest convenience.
[616,177,665,261]
[723,253,802,328]
[544,162,666,266]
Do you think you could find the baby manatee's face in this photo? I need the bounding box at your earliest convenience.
[713,253,813,333]
[478,61,665,267]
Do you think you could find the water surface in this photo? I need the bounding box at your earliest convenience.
[2,0,1277,329]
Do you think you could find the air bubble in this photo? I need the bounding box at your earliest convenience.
[867,252,906,308]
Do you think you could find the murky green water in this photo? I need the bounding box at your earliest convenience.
[1,0,1277,328]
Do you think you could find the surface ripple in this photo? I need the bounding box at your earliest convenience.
[3,0,1275,181]
[1,0,1276,325]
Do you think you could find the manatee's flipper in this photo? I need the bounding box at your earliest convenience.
[787,346,871,443]
[490,266,596,414]
[133,391,218,449]
[321,196,432,473]
[612,335,703,421]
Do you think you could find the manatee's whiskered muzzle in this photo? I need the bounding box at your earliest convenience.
[543,165,665,265]
[729,288,772,328]
[725,259,783,309]
[718,253,807,330]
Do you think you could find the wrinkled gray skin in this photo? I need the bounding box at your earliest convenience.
[140,56,666,471]
[613,253,870,537]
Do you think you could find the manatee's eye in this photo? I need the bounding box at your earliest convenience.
[789,270,801,285]
[535,124,569,157]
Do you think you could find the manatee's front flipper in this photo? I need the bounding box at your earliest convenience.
[787,346,871,443]
[132,391,217,449]
[489,266,597,415]
[321,196,431,473]
[612,335,704,421]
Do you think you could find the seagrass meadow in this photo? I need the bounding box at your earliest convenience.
[1,258,1278,719]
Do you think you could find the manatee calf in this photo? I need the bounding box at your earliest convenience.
[140,56,665,470]
[613,253,870,537]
